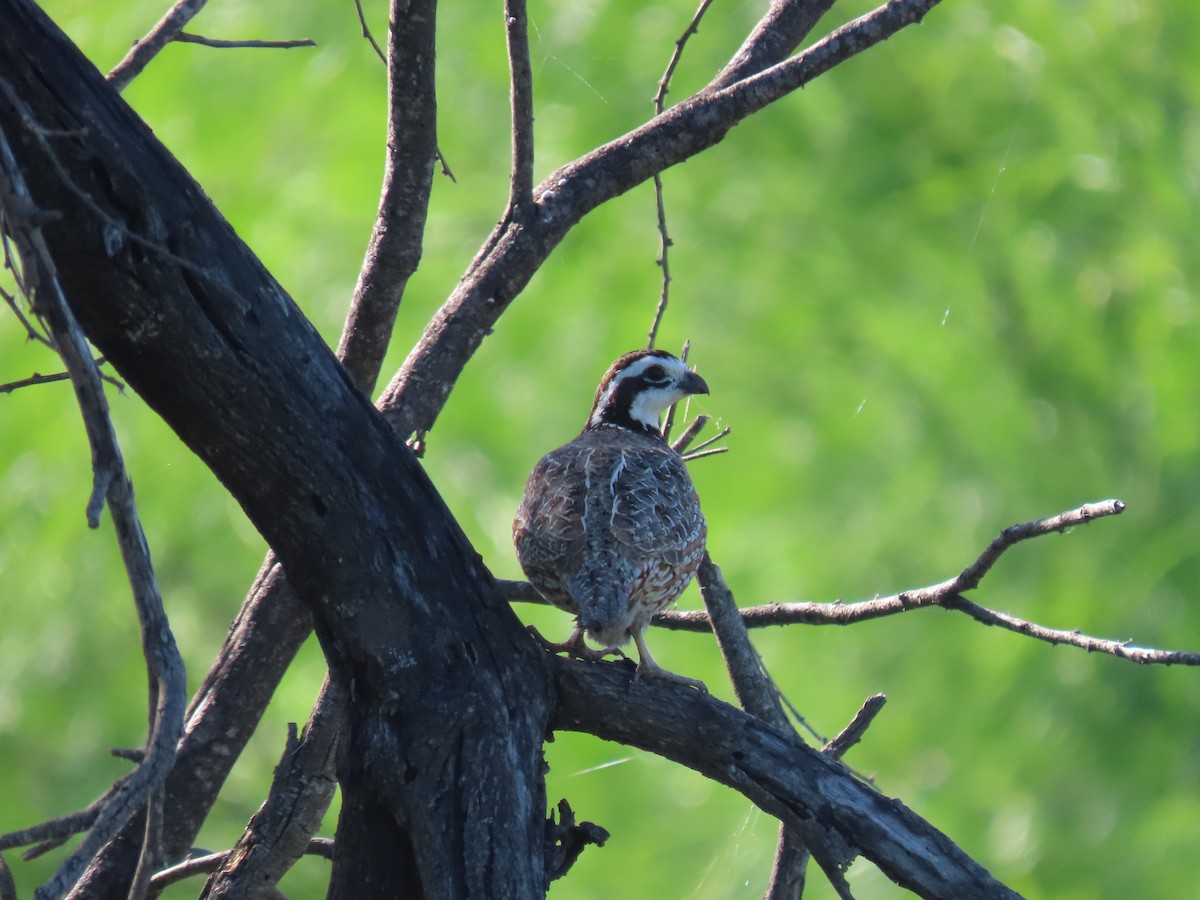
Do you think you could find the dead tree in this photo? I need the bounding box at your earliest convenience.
[1,0,1194,897]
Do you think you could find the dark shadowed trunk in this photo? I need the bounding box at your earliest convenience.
[0,2,554,896]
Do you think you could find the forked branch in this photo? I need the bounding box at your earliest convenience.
[507,500,1198,666]
[379,0,944,441]
[552,658,1020,899]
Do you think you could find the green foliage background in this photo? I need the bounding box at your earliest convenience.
[2,0,1198,897]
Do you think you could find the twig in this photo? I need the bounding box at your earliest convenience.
[681,445,730,463]
[128,785,164,900]
[646,0,716,350]
[1,274,54,347]
[174,33,316,50]
[107,0,209,92]
[0,369,69,392]
[151,851,227,891]
[821,694,886,760]
[670,414,709,454]
[148,839,333,893]
[683,423,731,456]
[952,500,1125,592]
[504,0,535,215]
[655,0,717,111]
[0,120,187,900]
[661,341,690,442]
[353,0,386,63]
[646,175,672,350]
[0,791,109,857]
[1,359,122,395]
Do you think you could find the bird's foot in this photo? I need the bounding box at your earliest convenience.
[527,626,626,664]
[634,658,709,692]
[632,631,707,692]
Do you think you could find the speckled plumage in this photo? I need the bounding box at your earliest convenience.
[514,350,709,687]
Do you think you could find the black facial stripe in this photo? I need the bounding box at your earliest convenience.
[600,374,652,425]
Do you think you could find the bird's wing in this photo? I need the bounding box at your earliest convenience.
[608,445,705,565]
[513,444,593,605]
[514,445,590,544]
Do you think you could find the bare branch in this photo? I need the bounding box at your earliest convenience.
[335,0,440,394]
[173,33,316,50]
[0,790,109,856]
[1,271,54,346]
[199,678,342,898]
[151,852,228,893]
[351,0,454,184]
[353,0,386,63]
[698,556,814,900]
[822,694,887,760]
[646,177,672,350]
[698,555,786,724]
[107,0,208,92]
[714,0,838,90]
[952,499,1125,592]
[150,845,323,896]
[0,114,187,900]
[0,359,122,395]
[669,413,709,454]
[552,658,1020,899]
[1,369,69,392]
[682,423,731,457]
[939,592,1200,664]
[71,558,315,897]
[647,0,716,349]
[128,786,164,900]
[379,0,943,442]
[508,501,1193,666]
[655,0,717,110]
[504,0,535,214]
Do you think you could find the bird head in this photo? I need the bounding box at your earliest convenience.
[587,349,709,436]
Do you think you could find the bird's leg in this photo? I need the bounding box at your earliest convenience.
[632,630,708,692]
[527,625,625,663]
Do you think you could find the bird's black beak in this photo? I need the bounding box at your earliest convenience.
[680,370,709,396]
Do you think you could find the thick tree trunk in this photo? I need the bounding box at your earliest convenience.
[0,1,554,896]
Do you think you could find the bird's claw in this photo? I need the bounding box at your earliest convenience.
[634,660,708,693]
[527,626,626,664]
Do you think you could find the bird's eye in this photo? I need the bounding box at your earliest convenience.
[644,364,669,383]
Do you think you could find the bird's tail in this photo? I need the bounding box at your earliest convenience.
[568,563,630,650]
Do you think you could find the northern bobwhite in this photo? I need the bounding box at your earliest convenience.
[514,349,710,690]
